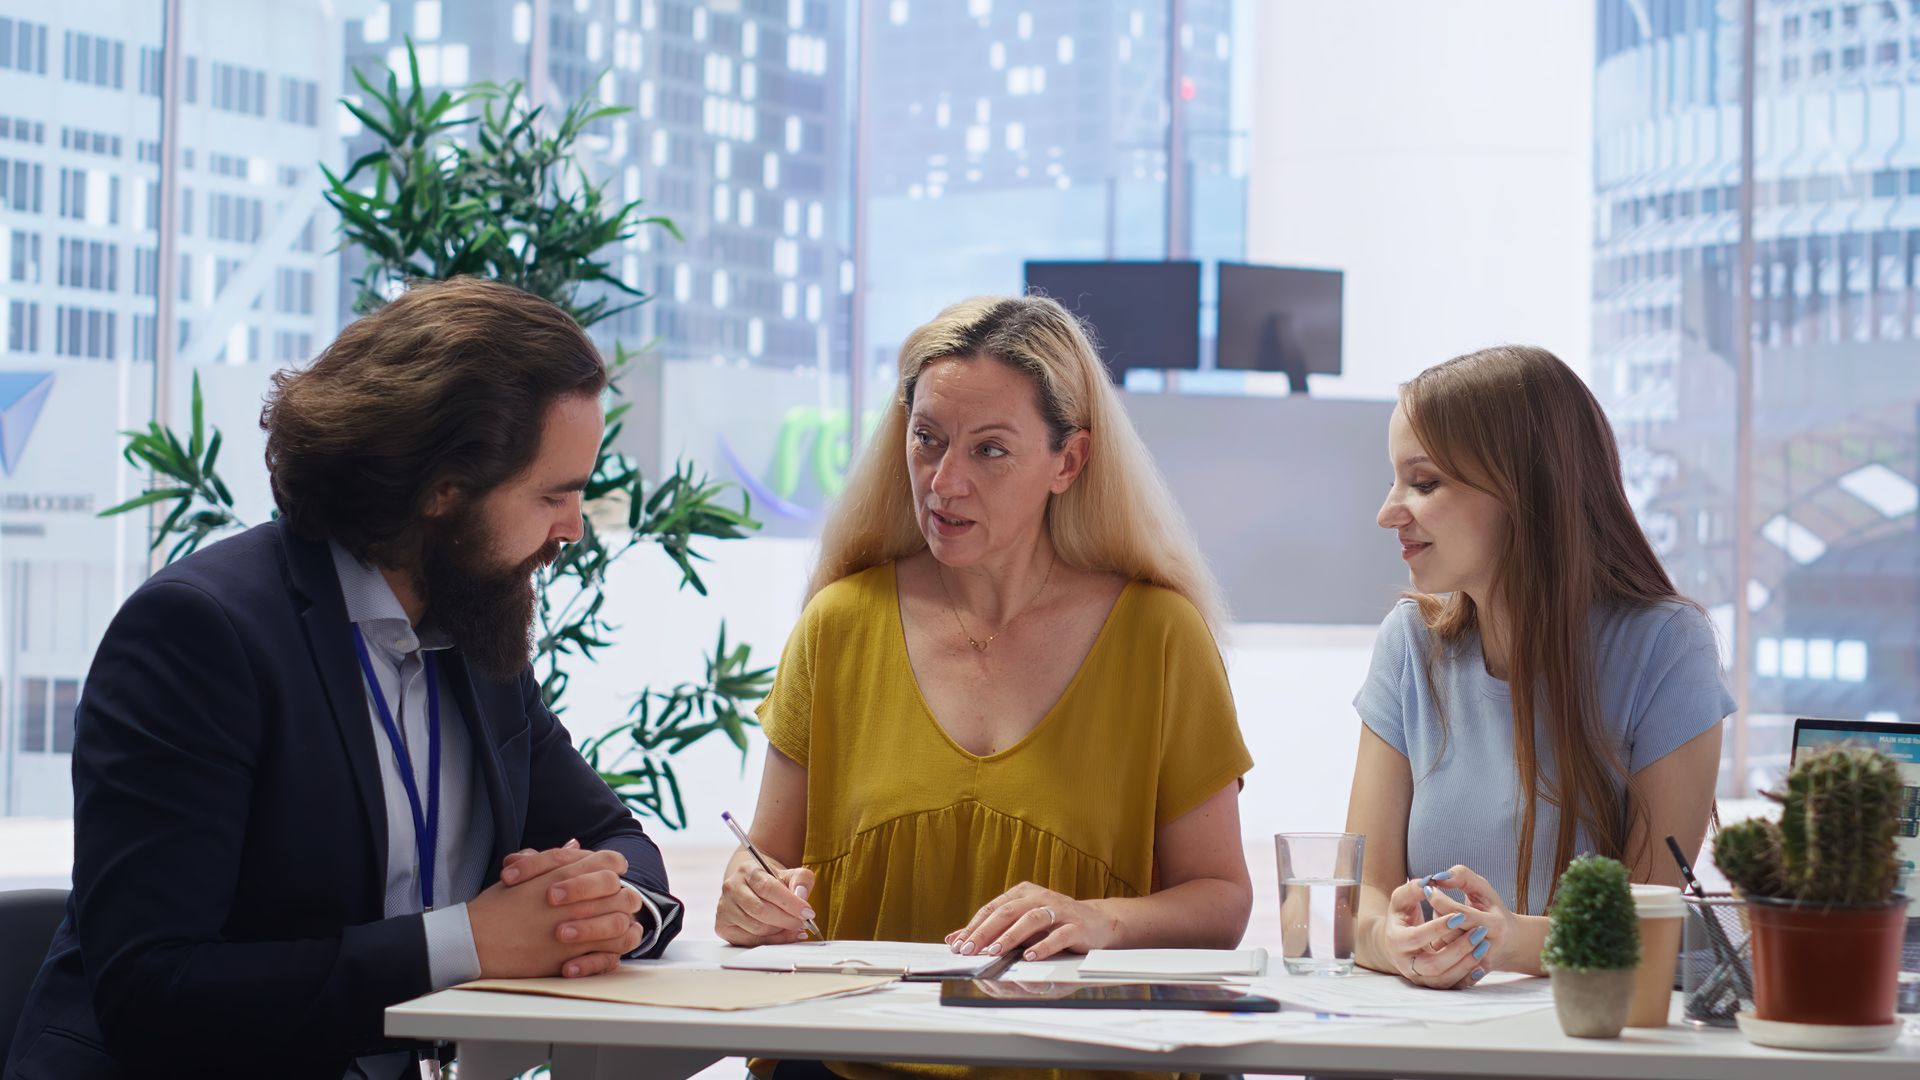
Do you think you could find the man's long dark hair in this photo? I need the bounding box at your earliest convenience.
[261,277,608,568]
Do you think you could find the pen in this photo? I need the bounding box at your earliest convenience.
[1664,835,1709,900]
[1665,833,1751,1007]
[722,810,825,941]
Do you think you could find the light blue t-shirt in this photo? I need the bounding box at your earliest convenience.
[1353,597,1735,914]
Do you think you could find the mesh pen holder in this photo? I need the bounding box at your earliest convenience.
[1680,894,1753,1028]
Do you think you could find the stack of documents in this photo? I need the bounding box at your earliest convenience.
[723,941,1003,978]
[1076,948,1269,980]
[459,967,895,1010]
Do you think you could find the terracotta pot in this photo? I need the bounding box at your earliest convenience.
[1747,895,1907,1026]
[1546,965,1636,1038]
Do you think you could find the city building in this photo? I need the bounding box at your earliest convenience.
[1592,0,1920,771]
[0,0,350,815]
[342,0,852,372]
[860,0,1242,371]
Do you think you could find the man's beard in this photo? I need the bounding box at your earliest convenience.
[417,507,563,681]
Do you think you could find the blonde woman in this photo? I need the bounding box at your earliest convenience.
[717,296,1253,1080]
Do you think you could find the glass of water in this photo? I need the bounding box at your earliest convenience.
[1276,831,1364,976]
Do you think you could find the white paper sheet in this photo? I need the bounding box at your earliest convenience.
[858,1002,1399,1052]
[1244,969,1553,1023]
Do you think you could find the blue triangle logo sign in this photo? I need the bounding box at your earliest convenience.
[0,372,54,478]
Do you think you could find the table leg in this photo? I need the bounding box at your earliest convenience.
[452,1040,550,1079]
[549,1044,724,1080]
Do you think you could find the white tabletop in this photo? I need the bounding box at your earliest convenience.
[387,942,1920,1080]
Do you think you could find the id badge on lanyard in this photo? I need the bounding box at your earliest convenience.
[350,625,442,912]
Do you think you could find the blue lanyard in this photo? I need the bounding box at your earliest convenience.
[350,625,441,911]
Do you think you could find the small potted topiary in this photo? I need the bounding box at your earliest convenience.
[1541,853,1640,1038]
[1712,744,1908,1049]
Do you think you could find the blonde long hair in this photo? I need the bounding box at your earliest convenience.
[808,295,1225,628]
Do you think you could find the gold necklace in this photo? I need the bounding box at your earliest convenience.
[938,555,1055,653]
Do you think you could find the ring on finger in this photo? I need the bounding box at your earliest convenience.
[1410,954,1421,977]
[1041,906,1056,926]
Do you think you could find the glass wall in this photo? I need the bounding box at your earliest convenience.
[1,3,163,817]
[8,0,1908,862]
[1595,0,1920,795]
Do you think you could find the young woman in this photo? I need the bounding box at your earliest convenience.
[1347,345,1733,988]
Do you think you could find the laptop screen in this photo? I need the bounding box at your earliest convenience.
[1791,718,1920,919]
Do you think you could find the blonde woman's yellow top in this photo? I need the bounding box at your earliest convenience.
[755,561,1253,1080]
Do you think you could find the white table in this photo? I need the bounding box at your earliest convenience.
[387,942,1920,1079]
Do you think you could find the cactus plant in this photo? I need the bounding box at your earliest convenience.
[1542,853,1641,971]
[1712,818,1786,899]
[1713,744,1904,905]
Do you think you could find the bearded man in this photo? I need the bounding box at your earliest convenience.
[6,278,682,1080]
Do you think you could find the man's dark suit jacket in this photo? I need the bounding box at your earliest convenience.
[4,519,684,1079]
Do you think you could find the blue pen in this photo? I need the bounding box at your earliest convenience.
[722,811,825,941]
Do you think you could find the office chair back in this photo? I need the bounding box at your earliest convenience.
[0,889,68,1065]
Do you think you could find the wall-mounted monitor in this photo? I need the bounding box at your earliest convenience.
[1215,262,1344,394]
[1024,260,1201,382]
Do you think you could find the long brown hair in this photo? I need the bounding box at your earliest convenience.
[262,276,607,566]
[1401,345,1679,913]
[809,295,1224,627]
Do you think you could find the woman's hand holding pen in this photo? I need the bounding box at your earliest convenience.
[947,881,1119,962]
[716,847,819,946]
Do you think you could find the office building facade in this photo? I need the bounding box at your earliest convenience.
[343,0,851,372]
[0,0,351,816]
[1593,0,1920,771]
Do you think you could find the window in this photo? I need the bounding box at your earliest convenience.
[1876,40,1898,64]
[1843,45,1865,70]
[0,115,45,144]
[131,312,156,361]
[61,127,122,158]
[1783,14,1802,40]
[1875,168,1899,196]
[8,230,40,282]
[138,45,162,95]
[210,62,268,117]
[52,680,78,753]
[6,299,38,352]
[208,192,265,242]
[54,304,114,359]
[62,31,125,89]
[274,330,313,362]
[280,77,319,127]
[15,678,80,754]
[132,246,157,297]
[17,678,47,753]
[57,238,118,292]
[1813,50,1833,74]
[0,157,44,213]
[56,167,85,220]
[0,17,50,75]
[1842,3,1860,29]
[274,267,314,315]
[1781,56,1801,81]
